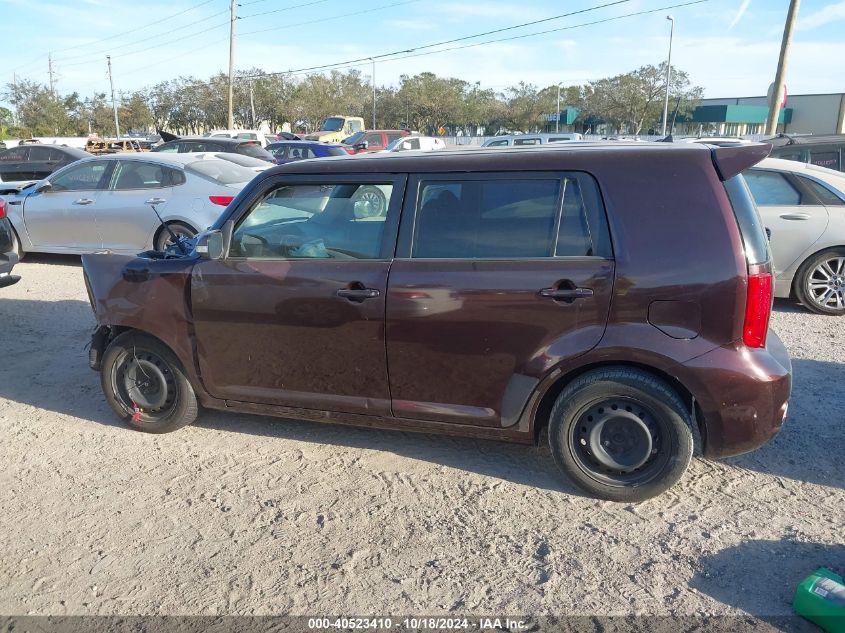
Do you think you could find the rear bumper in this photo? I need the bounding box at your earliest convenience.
[675,331,792,459]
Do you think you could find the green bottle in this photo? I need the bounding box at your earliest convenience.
[793,568,845,633]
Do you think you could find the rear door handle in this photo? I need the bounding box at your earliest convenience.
[73,198,94,205]
[145,197,167,205]
[337,287,380,301]
[779,212,811,220]
[539,287,594,301]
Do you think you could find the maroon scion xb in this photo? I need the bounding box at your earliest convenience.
[82,142,792,502]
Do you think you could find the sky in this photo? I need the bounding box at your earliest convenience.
[1,0,844,109]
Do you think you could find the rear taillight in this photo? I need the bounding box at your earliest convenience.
[0,200,6,219]
[209,196,234,206]
[743,271,773,348]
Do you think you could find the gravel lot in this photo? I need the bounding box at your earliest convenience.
[0,255,842,621]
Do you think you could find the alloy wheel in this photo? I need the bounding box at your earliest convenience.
[806,256,845,311]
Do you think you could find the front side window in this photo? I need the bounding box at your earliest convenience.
[744,170,803,205]
[50,161,109,191]
[231,182,395,259]
[413,174,609,259]
[154,141,179,153]
[486,139,509,147]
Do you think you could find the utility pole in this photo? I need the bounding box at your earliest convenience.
[765,0,801,136]
[370,58,376,129]
[106,55,121,140]
[48,53,56,97]
[249,80,256,128]
[228,0,237,129]
[661,15,675,137]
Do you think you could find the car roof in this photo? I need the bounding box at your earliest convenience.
[274,141,718,175]
[267,140,342,147]
[72,152,237,168]
[766,134,845,147]
[165,136,255,146]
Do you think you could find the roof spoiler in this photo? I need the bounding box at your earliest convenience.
[711,143,771,181]
[157,128,180,142]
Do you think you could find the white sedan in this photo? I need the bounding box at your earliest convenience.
[384,136,447,153]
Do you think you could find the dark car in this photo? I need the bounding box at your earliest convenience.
[0,144,89,182]
[767,134,845,173]
[0,200,20,288]
[266,140,348,165]
[342,129,410,154]
[151,137,275,163]
[81,142,791,502]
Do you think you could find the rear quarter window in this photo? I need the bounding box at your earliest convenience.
[724,175,770,265]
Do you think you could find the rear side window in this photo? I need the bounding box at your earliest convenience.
[800,177,845,206]
[513,138,540,146]
[744,170,802,205]
[187,160,257,185]
[724,175,770,266]
[238,143,272,160]
[413,174,610,259]
[0,147,28,161]
[809,150,841,171]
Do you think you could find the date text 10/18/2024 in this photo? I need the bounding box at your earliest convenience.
[307,617,529,630]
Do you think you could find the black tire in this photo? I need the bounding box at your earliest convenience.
[794,247,845,316]
[548,368,693,502]
[154,222,196,252]
[100,331,198,433]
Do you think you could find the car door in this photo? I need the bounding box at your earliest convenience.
[22,159,110,251]
[190,173,406,415]
[0,146,29,181]
[744,168,829,275]
[95,159,177,251]
[386,172,614,428]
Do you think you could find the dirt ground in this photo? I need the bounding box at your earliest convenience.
[0,255,842,621]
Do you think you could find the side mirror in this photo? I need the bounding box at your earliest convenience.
[196,220,234,260]
[35,180,52,193]
[355,141,369,150]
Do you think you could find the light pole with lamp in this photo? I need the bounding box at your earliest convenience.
[370,58,376,129]
[661,15,675,137]
[556,82,563,133]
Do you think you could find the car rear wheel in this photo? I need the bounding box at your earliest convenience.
[155,222,196,252]
[794,247,845,316]
[548,368,693,502]
[100,331,198,433]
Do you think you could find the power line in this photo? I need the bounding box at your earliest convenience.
[239,0,336,20]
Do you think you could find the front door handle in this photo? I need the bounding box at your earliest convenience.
[337,286,380,301]
[779,212,811,220]
[145,197,167,205]
[73,198,94,205]
[539,286,594,301]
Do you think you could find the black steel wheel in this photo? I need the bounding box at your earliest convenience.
[548,368,693,502]
[100,331,198,433]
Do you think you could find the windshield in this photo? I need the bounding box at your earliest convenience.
[321,117,345,132]
[186,159,257,185]
[343,132,365,146]
[385,137,404,151]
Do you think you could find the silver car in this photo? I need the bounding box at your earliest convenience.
[3,153,267,256]
[744,157,845,315]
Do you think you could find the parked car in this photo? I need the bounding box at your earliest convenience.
[151,136,275,163]
[0,144,89,182]
[0,141,6,150]
[81,142,790,502]
[743,156,845,315]
[303,116,365,144]
[342,130,410,154]
[482,132,583,147]
[4,152,263,256]
[266,141,348,165]
[0,200,21,288]
[384,135,447,152]
[206,129,273,148]
[86,138,147,155]
[767,134,845,173]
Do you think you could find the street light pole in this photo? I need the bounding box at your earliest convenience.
[371,58,376,129]
[765,0,801,136]
[227,0,237,130]
[661,15,675,137]
[556,82,563,133]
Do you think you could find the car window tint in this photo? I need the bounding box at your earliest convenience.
[808,151,841,171]
[187,160,256,185]
[801,177,845,206]
[236,133,258,141]
[414,179,561,258]
[154,142,179,153]
[744,170,802,205]
[724,175,770,266]
[386,134,403,144]
[556,177,611,257]
[365,134,383,148]
[231,182,394,259]
[487,140,509,147]
[28,146,51,161]
[110,161,167,190]
[50,161,108,191]
[1,147,29,161]
[238,143,271,160]
[47,147,69,161]
[514,138,540,146]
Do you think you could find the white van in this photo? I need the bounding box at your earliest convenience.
[482,132,583,147]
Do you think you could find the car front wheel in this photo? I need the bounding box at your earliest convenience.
[548,368,694,502]
[100,331,198,433]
